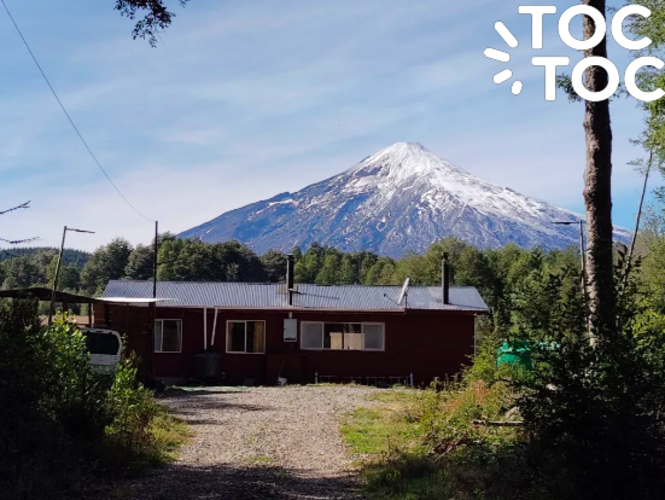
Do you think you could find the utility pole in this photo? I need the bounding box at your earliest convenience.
[146,221,158,382]
[48,226,68,326]
[578,220,586,285]
[153,221,158,299]
[48,226,95,326]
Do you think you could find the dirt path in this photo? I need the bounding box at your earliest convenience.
[110,386,376,500]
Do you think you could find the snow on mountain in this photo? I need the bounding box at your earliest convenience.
[179,142,631,257]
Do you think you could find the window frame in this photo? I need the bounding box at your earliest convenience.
[300,321,385,352]
[361,322,386,351]
[225,320,267,354]
[154,319,183,354]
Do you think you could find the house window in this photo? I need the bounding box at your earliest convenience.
[301,322,385,351]
[154,319,182,353]
[226,321,266,354]
[284,318,297,342]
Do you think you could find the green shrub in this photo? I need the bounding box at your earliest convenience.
[512,261,665,500]
[0,300,185,499]
[418,379,518,454]
[103,354,161,468]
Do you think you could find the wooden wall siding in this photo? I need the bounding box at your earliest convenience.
[94,304,476,386]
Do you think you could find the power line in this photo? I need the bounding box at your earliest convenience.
[0,237,40,245]
[0,200,30,215]
[1,0,154,223]
[0,201,39,244]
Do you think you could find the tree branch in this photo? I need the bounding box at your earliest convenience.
[114,0,190,47]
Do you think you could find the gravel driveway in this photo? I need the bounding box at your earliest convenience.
[111,386,377,500]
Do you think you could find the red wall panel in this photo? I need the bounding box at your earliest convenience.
[95,304,477,386]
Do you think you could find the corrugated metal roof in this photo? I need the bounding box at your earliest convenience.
[101,281,488,312]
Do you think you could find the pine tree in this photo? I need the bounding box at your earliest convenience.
[339,255,359,284]
[261,250,287,283]
[124,245,154,280]
[315,252,342,285]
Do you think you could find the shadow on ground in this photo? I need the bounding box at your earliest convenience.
[160,388,249,398]
[88,463,362,500]
[161,389,271,416]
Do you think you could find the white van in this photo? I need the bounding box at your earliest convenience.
[79,327,122,373]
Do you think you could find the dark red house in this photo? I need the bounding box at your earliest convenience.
[94,257,488,386]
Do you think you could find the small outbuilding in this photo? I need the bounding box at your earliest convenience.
[94,256,488,386]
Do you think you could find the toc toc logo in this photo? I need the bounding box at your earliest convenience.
[485,5,665,102]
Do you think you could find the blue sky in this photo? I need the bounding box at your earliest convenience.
[0,0,655,252]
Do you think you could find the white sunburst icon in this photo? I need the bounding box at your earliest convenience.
[484,22,523,95]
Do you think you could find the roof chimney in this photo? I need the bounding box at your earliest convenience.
[442,253,450,305]
[286,254,295,306]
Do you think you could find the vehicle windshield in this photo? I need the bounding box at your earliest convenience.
[83,332,120,356]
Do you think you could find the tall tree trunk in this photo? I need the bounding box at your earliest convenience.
[582,0,615,336]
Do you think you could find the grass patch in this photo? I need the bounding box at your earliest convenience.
[363,453,451,500]
[94,404,190,476]
[367,388,421,404]
[340,390,422,457]
[246,455,276,465]
[311,382,359,387]
[341,384,530,500]
[146,407,190,464]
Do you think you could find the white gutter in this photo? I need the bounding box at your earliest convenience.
[210,308,219,346]
[98,297,175,304]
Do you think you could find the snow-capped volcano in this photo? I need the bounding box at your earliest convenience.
[179,142,630,257]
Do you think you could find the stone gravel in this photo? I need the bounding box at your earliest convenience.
[106,385,378,500]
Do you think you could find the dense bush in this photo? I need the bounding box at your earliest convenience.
[349,254,665,500]
[508,256,665,500]
[0,299,184,500]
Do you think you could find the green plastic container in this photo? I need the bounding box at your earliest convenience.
[497,340,533,370]
[497,341,560,370]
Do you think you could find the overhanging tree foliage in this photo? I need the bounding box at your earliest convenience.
[114,0,191,46]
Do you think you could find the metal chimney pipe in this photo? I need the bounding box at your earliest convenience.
[442,253,450,305]
[286,254,295,305]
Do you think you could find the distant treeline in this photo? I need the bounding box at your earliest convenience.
[2,234,587,325]
[8,232,665,328]
[0,247,90,291]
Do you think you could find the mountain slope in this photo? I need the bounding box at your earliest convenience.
[179,142,630,257]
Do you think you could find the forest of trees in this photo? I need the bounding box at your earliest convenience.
[0,248,89,291]
[7,225,665,336]
[2,234,582,298]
